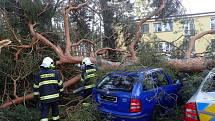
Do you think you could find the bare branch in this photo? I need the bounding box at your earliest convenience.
[63,0,89,55]
[71,39,95,46]
[28,22,63,56]
[129,0,167,62]
[95,48,126,56]
[185,29,215,58]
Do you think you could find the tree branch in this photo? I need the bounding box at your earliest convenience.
[63,0,89,55]
[28,22,64,56]
[95,47,126,56]
[129,0,167,62]
[185,29,215,58]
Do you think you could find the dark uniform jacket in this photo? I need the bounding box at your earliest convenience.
[81,64,97,83]
[33,68,63,103]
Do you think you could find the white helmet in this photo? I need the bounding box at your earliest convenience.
[40,57,55,68]
[82,57,92,66]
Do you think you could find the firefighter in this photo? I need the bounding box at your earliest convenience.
[33,57,63,121]
[73,57,97,96]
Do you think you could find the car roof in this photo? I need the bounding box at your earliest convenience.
[108,67,164,76]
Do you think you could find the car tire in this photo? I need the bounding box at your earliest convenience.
[151,106,164,121]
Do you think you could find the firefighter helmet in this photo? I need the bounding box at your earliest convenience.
[82,57,92,66]
[40,57,55,68]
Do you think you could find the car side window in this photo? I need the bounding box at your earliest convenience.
[202,72,215,92]
[153,71,168,87]
[143,74,156,90]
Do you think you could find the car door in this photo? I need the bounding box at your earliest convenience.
[152,70,178,107]
[141,73,162,116]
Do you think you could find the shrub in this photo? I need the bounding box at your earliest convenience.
[0,105,40,121]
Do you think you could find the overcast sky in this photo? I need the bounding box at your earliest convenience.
[182,0,215,14]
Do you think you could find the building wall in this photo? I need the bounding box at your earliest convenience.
[142,14,215,53]
[194,16,215,53]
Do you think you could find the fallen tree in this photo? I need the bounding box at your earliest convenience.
[167,29,215,72]
[3,0,211,109]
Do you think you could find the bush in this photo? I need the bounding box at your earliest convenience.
[65,101,106,121]
[0,105,40,121]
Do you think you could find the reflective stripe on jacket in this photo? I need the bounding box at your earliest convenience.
[33,68,63,103]
[81,65,97,82]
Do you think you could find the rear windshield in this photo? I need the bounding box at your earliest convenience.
[97,75,136,92]
[202,73,215,92]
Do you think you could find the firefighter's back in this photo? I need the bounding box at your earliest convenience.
[35,68,62,103]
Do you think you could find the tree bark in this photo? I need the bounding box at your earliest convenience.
[167,58,206,72]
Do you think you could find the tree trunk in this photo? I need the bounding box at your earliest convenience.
[99,0,116,49]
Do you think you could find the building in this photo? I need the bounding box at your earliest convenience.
[141,12,215,55]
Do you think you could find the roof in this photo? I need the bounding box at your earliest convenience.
[136,11,215,22]
[108,67,163,76]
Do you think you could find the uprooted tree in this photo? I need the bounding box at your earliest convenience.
[0,0,213,109]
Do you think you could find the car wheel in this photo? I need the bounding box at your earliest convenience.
[151,106,164,121]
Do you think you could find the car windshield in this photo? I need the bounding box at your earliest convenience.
[97,75,137,92]
[202,72,215,92]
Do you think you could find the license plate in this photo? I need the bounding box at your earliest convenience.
[100,94,117,102]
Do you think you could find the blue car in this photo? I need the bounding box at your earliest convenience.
[92,68,182,121]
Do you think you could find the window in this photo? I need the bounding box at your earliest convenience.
[143,71,168,90]
[152,71,168,87]
[158,42,163,52]
[97,75,136,92]
[165,43,172,52]
[211,17,215,30]
[143,74,155,90]
[154,22,173,32]
[184,19,195,36]
[141,24,149,33]
[202,72,215,92]
[211,39,215,50]
[156,42,173,52]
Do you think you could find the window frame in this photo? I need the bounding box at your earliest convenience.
[211,39,215,51]
[142,70,169,91]
[184,19,195,36]
[141,24,149,34]
[154,22,173,32]
[156,42,173,53]
[211,17,215,30]
[151,71,168,87]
